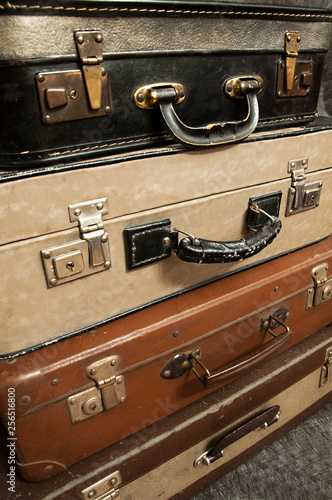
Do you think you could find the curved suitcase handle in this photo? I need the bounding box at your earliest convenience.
[160,314,291,386]
[134,76,263,147]
[191,317,291,388]
[194,405,281,467]
[176,212,281,264]
[124,200,282,270]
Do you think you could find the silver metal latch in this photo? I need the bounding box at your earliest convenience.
[81,470,122,500]
[67,356,126,424]
[285,158,323,216]
[41,198,111,287]
[319,346,332,387]
[306,262,332,310]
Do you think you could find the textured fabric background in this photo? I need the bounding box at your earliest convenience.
[191,403,332,500]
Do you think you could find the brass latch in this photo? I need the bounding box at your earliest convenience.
[75,30,104,110]
[41,198,111,287]
[36,30,111,124]
[276,32,314,97]
[319,346,332,387]
[67,356,126,424]
[81,470,122,500]
[285,158,322,216]
[306,263,332,310]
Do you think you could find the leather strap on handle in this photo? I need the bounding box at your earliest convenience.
[194,405,280,467]
[177,215,282,264]
[134,76,263,148]
[191,319,291,388]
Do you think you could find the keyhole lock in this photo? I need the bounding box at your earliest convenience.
[82,397,102,416]
[66,261,75,271]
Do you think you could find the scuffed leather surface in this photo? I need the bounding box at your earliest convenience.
[177,218,282,263]
[0,14,331,60]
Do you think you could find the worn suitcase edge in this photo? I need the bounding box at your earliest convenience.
[1,118,331,174]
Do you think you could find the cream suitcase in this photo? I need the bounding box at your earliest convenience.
[0,123,332,356]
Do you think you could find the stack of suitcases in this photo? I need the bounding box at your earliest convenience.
[0,0,331,498]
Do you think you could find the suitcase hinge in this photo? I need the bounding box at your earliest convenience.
[67,356,126,424]
[276,32,314,98]
[41,198,111,287]
[285,158,322,216]
[81,471,122,500]
[306,262,332,310]
[319,346,332,387]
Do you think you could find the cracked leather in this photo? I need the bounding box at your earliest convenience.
[176,217,282,264]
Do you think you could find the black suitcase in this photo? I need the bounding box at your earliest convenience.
[0,0,331,167]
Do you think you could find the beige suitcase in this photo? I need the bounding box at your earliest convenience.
[1,124,332,356]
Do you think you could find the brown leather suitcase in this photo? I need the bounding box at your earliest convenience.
[0,236,331,482]
[1,324,331,498]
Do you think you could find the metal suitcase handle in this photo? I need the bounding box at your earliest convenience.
[134,76,263,147]
[160,313,291,387]
[194,405,281,467]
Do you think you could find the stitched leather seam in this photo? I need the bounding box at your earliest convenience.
[259,113,317,125]
[46,134,170,157]
[1,4,331,19]
[44,114,316,158]
[132,226,169,266]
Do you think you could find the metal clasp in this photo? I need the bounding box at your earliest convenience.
[306,263,332,310]
[285,158,323,216]
[81,470,122,500]
[75,30,104,110]
[67,356,126,424]
[319,346,332,387]
[41,198,111,287]
[276,32,314,98]
[36,30,111,124]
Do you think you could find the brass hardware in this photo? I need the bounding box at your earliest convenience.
[225,76,263,98]
[45,88,68,109]
[160,349,200,380]
[81,471,122,500]
[276,32,314,97]
[260,306,290,332]
[306,263,332,310]
[319,346,332,387]
[67,356,126,424]
[285,158,323,216]
[36,30,111,123]
[74,30,104,110]
[36,69,111,124]
[285,31,300,91]
[41,198,111,287]
[134,83,186,109]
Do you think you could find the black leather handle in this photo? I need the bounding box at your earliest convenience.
[177,216,282,264]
